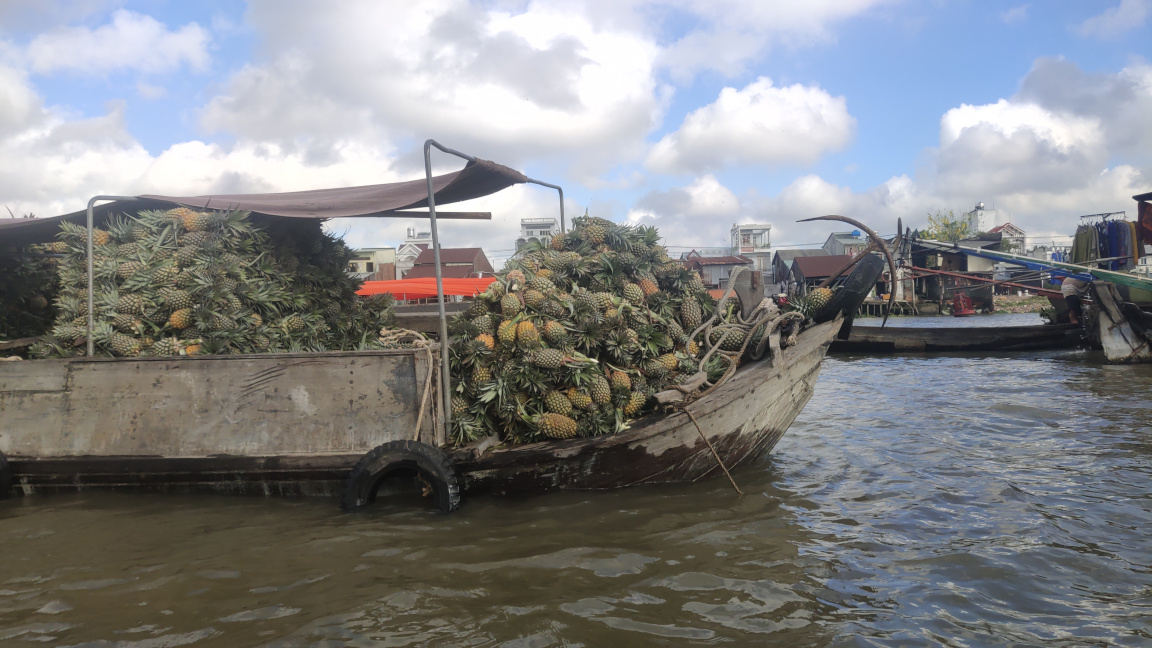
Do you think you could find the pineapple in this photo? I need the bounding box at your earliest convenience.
[610,370,631,393]
[284,314,306,332]
[115,293,145,315]
[523,289,545,310]
[622,282,644,305]
[680,299,702,331]
[168,308,193,330]
[112,313,141,333]
[589,375,612,406]
[501,293,523,317]
[566,388,593,411]
[529,348,564,369]
[710,328,745,351]
[622,391,647,417]
[804,287,834,314]
[116,261,144,280]
[542,320,567,344]
[544,390,573,415]
[537,413,578,439]
[497,320,517,346]
[109,333,141,357]
[150,338,183,356]
[516,320,541,348]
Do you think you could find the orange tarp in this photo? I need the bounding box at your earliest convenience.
[357,277,496,300]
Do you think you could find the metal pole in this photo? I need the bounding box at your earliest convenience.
[85,196,137,356]
[423,140,473,434]
[527,179,565,233]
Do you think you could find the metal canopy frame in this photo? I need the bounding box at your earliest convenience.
[423,139,565,430]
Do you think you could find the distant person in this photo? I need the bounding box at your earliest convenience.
[1061,276,1089,325]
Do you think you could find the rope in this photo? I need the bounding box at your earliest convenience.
[677,266,803,404]
[682,407,742,494]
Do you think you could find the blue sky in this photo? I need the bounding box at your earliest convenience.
[1,1,1149,264]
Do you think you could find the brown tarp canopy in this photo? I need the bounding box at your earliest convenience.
[0,158,527,245]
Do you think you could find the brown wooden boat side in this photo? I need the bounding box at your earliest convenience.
[830,323,1080,353]
[4,320,840,499]
[451,318,843,495]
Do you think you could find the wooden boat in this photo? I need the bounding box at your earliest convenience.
[830,322,1081,354]
[452,317,844,494]
[1,143,886,508]
[0,313,850,506]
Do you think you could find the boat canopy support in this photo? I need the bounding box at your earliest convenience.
[422,140,565,432]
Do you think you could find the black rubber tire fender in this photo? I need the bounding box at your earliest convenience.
[0,451,12,500]
[341,440,461,513]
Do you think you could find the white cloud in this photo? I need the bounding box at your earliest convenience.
[200,1,665,184]
[1000,4,1030,24]
[23,9,210,75]
[654,0,898,80]
[136,80,166,100]
[0,65,44,138]
[646,77,855,174]
[625,175,742,246]
[1075,0,1150,39]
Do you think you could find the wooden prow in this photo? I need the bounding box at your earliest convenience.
[797,215,899,328]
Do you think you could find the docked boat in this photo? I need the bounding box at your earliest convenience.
[830,322,1081,354]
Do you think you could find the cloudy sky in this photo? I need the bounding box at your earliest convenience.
[1,0,1150,265]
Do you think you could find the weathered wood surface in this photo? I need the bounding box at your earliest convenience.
[0,348,438,461]
[829,323,1080,353]
[450,318,843,495]
[1093,283,1152,364]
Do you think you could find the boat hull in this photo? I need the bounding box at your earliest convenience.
[1092,283,1152,363]
[830,323,1081,354]
[451,318,843,495]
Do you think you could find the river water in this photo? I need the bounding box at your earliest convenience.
[3,315,1151,647]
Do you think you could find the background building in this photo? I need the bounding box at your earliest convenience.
[347,247,396,281]
[516,217,559,250]
[822,231,868,257]
[964,202,998,233]
[771,249,827,286]
[681,250,753,290]
[396,227,431,278]
[731,223,772,279]
[404,247,495,279]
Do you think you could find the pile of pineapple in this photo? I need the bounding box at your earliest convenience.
[0,245,59,347]
[447,215,724,446]
[33,208,397,358]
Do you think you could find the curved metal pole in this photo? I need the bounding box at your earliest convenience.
[85,195,137,356]
[797,214,899,328]
[423,140,473,434]
[527,179,565,233]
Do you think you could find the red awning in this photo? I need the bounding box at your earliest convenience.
[357,277,496,300]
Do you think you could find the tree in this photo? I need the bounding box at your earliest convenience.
[924,209,971,242]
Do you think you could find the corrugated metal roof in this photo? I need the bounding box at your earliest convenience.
[404,265,486,279]
[773,249,827,264]
[793,254,857,278]
[412,247,484,265]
